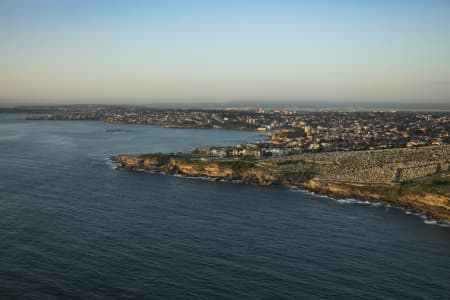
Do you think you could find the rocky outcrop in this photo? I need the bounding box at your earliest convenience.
[115,155,170,169]
[114,155,281,185]
[301,179,450,220]
[113,154,450,221]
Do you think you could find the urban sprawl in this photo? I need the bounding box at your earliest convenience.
[27,107,450,158]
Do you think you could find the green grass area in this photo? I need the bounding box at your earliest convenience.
[353,172,450,198]
[178,157,256,170]
[283,170,315,181]
[359,184,401,198]
[140,152,257,170]
[214,159,256,169]
[140,152,194,165]
[142,152,175,159]
[398,172,450,197]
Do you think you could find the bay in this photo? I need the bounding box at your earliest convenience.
[0,114,449,299]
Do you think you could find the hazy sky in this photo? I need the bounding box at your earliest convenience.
[1,0,450,104]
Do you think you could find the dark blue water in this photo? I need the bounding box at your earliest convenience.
[0,114,449,300]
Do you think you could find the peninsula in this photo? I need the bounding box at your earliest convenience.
[23,105,450,219]
[114,145,450,221]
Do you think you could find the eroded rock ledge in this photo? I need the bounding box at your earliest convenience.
[113,154,283,185]
[113,150,450,221]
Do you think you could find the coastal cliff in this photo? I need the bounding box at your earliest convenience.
[114,154,281,185]
[301,179,450,220]
[113,153,450,220]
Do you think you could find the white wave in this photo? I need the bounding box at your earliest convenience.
[337,199,358,204]
[143,170,158,174]
[119,168,450,228]
[289,187,337,201]
[424,220,437,225]
[288,185,450,227]
[356,200,371,205]
[104,157,119,170]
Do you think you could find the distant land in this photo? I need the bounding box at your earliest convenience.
[22,105,450,152]
[1,101,450,111]
[8,103,448,222]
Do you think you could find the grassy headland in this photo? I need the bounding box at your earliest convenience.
[114,146,450,220]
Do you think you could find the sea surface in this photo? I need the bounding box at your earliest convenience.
[0,114,449,300]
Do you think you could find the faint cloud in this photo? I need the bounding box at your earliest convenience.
[431,81,450,86]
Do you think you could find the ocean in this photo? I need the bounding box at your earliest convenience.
[0,114,449,299]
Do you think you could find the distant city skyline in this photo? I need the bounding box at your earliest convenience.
[1,0,450,104]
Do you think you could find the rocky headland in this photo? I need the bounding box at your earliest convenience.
[113,145,450,221]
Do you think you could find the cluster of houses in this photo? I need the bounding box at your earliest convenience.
[29,106,450,154]
[192,141,301,159]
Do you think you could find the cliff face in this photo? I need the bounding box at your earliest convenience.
[301,179,450,220]
[301,179,384,201]
[173,161,235,178]
[398,194,449,219]
[114,154,450,220]
[114,155,280,185]
[115,155,170,169]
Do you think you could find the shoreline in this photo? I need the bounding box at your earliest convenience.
[110,156,450,225]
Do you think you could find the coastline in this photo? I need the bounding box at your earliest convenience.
[111,153,450,223]
[298,179,450,222]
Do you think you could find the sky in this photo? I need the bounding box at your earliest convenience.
[1,0,450,105]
